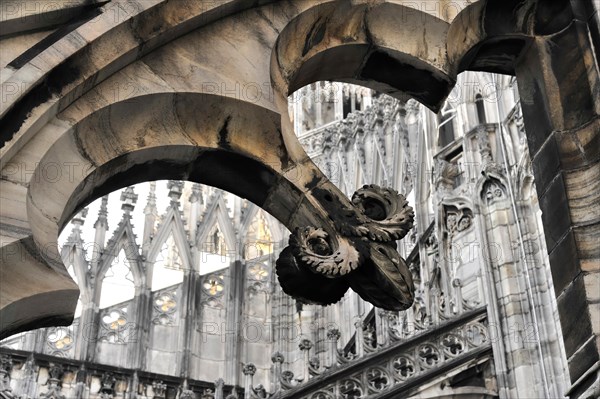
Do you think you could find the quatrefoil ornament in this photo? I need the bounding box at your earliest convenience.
[276,185,415,311]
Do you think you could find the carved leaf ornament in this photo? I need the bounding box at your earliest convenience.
[276,185,415,310]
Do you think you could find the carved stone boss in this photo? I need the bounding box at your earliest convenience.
[276,184,415,311]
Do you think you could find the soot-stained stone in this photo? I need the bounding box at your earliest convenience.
[360,50,453,112]
[548,22,599,131]
[531,133,561,194]
[548,230,581,296]
[556,274,593,357]
[538,173,572,251]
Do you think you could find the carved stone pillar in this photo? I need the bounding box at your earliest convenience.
[242,363,256,399]
[270,352,284,393]
[298,339,313,382]
[327,329,341,368]
[513,3,600,396]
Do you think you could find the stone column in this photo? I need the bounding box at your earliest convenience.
[353,319,364,358]
[298,339,313,382]
[514,2,599,397]
[242,364,256,399]
[270,352,284,393]
[327,329,341,368]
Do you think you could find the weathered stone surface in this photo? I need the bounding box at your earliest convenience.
[0,0,598,396]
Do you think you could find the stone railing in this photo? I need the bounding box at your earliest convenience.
[0,350,242,399]
[242,307,490,399]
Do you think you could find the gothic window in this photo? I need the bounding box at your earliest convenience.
[46,326,74,357]
[203,274,225,296]
[98,306,131,344]
[200,272,226,308]
[475,94,486,124]
[152,289,178,325]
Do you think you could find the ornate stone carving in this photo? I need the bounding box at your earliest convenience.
[98,306,131,344]
[444,206,473,236]
[276,185,415,311]
[271,352,284,364]
[277,310,490,398]
[252,385,268,399]
[483,179,507,204]
[289,227,360,277]
[477,126,504,177]
[326,329,341,341]
[0,355,14,398]
[434,158,461,193]
[179,380,195,399]
[366,367,391,393]
[200,272,226,308]
[339,379,363,399]
[99,373,116,399]
[40,364,65,399]
[152,381,167,399]
[242,363,256,376]
[46,327,74,356]
[152,290,177,325]
[299,339,313,351]
[350,185,414,242]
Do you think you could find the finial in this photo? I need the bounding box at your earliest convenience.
[71,207,88,228]
[120,186,138,216]
[94,195,109,228]
[144,181,157,214]
[190,183,203,204]
[168,180,184,205]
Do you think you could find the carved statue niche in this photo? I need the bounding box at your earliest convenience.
[443,205,473,237]
[276,184,416,311]
[482,178,507,205]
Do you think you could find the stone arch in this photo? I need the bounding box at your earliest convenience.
[0,92,313,338]
[447,0,574,75]
[270,1,455,113]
